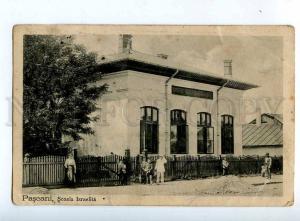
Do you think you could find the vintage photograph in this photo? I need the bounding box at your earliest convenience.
[12,26,294,206]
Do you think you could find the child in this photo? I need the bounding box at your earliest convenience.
[145,159,153,184]
[222,157,229,176]
[261,164,267,177]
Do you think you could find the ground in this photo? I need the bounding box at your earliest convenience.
[23,174,282,197]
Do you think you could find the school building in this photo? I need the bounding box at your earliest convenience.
[76,35,258,157]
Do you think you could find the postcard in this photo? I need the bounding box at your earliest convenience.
[13,25,294,206]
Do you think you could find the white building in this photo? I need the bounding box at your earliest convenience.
[76,35,258,157]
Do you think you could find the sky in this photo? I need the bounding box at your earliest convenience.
[74,34,283,121]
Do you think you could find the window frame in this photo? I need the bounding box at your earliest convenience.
[170,109,188,154]
[197,112,214,154]
[140,106,159,154]
[221,114,234,154]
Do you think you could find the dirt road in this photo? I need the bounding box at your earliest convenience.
[23,175,282,196]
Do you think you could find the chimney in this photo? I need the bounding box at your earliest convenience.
[119,34,132,53]
[224,60,232,78]
[256,107,261,126]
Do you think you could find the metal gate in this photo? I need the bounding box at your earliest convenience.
[75,155,124,187]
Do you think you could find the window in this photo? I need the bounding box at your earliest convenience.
[140,107,159,154]
[170,109,188,154]
[221,115,234,154]
[197,112,214,154]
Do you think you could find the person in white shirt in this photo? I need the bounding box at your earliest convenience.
[64,153,76,185]
[155,155,167,184]
[264,153,272,180]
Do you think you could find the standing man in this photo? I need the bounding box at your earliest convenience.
[141,158,148,184]
[145,159,154,184]
[123,156,131,185]
[264,153,272,181]
[118,159,127,185]
[155,155,167,184]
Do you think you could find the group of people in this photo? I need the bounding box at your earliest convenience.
[118,155,167,185]
[140,155,167,184]
[63,152,168,186]
[63,152,273,186]
[221,153,273,182]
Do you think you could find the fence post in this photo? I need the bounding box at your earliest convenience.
[273,155,278,174]
[196,155,200,178]
[256,155,260,174]
[172,155,177,180]
[238,156,242,175]
[124,149,131,184]
[219,155,222,176]
[137,154,142,183]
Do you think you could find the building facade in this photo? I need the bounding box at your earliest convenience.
[75,50,257,157]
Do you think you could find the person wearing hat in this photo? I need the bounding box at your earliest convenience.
[264,153,272,180]
[24,153,31,163]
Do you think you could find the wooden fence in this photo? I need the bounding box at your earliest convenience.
[23,154,283,187]
[132,155,222,181]
[75,155,124,187]
[23,155,66,187]
[226,155,283,175]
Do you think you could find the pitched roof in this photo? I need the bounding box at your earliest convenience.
[249,113,283,125]
[264,113,283,123]
[95,51,258,91]
[243,114,283,147]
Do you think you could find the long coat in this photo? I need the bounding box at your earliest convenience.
[64,158,76,183]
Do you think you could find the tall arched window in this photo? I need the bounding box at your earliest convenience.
[221,115,234,154]
[197,112,214,154]
[170,109,188,154]
[140,106,159,154]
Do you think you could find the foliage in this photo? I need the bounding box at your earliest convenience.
[23,35,107,154]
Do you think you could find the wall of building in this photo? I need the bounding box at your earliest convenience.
[126,70,244,156]
[77,70,245,156]
[77,72,130,156]
[243,146,283,156]
[218,87,244,156]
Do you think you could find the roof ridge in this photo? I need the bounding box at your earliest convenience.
[97,51,258,90]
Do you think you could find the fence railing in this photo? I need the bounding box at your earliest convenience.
[23,155,66,186]
[76,155,124,187]
[226,155,282,175]
[23,154,283,187]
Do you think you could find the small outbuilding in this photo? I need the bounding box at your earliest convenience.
[242,113,283,156]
